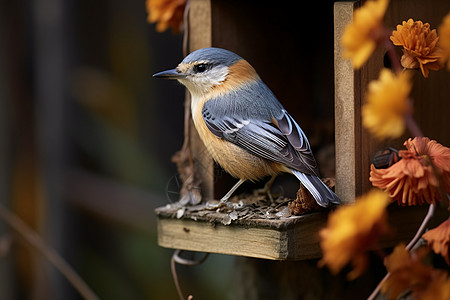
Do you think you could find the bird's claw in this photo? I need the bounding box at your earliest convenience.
[205,199,243,210]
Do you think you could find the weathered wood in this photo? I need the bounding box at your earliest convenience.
[156,206,327,260]
[159,218,288,260]
[188,0,211,51]
[156,203,447,261]
[334,1,361,204]
[186,0,214,201]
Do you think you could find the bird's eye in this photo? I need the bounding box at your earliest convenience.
[194,63,208,73]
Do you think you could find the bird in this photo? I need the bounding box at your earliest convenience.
[153,47,341,208]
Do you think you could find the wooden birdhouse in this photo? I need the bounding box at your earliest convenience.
[156,0,450,261]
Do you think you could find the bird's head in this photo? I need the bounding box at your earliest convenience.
[153,47,259,98]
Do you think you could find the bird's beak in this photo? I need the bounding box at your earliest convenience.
[153,68,186,79]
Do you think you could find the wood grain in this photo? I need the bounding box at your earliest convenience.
[156,207,328,260]
[186,0,214,201]
[334,1,360,204]
[156,204,447,260]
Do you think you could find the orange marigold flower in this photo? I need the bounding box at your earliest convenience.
[341,0,389,69]
[370,137,450,206]
[390,19,444,78]
[362,68,412,139]
[146,0,186,33]
[439,12,450,70]
[319,190,390,279]
[382,244,450,300]
[422,218,450,265]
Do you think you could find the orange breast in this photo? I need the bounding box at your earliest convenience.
[189,59,288,181]
[192,101,285,181]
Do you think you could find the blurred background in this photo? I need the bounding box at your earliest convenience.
[0,0,227,299]
[0,0,337,299]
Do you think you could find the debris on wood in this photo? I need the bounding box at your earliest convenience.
[288,178,336,215]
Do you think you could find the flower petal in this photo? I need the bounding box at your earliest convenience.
[391,18,445,77]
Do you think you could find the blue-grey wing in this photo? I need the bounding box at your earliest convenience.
[276,109,319,175]
[202,91,320,177]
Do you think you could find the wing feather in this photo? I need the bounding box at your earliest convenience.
[202,98,320,177]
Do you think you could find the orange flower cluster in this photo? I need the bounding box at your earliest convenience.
[319,190,390,279]
[382,244,450,300]
[362,68,411,140]
[391,19,443,77]
[146,0,186,33]
[341,0,389,69]
[370,137,450,206]
[422,218,450,265]
[439,12,450,70]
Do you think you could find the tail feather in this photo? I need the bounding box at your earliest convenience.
[290,169,341,207]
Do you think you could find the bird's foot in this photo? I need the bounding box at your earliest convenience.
[205,198,243,210]
[253,175,278,203]
[253,186,274,203]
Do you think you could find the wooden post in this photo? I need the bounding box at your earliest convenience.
[185,0,214,201]
[334,1,361,204]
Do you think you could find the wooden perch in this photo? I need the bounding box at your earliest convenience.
[156,204,328,260]
[156,196,448,261]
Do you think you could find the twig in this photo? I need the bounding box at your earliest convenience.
[171,250,209,300]
[0,203,99,300]
[181,0,194,168]
[405,203,435,251]
[366,203,436,300]
[381,33,403,74]
[171,252,184,300]
[367,272,390,300]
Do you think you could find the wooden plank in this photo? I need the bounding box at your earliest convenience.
[156,204,448,260]
[188,0,211,51]
[156,203,447,260]
[185,0,214,201]
[334,1,360,204]
[288,213,325,259]
[157,218,287,260]
[156,206,328,260]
